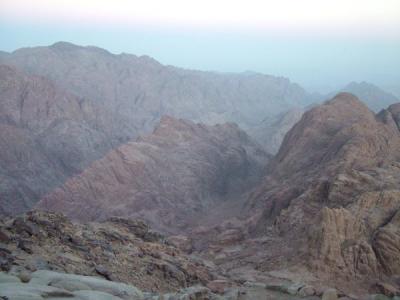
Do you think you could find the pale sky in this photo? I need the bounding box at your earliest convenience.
[0,0,399,92]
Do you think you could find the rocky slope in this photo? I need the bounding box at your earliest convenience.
[0,65,133,215]
[0,210,358,300]
[240,93,400,292]
[36,116,269,233]
[0,41,311,148]
[0,210,216,293]
[184,94,400,297]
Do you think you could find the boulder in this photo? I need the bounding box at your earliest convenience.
[0,272,21,283]
[0,283,73,299]
[51,279,92,292]
[322,289,338,300]
[206,279,232,294]
[73,290,123,300]
[31,270,143,299]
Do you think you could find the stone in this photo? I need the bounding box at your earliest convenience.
[373,282,400,297]
[18,270,32,283]
[206,280,232,294]
[369,294,391,300]
[287,282,305,295]
[0,272,21,283]
[298,285,316,297]
[95,265,112,280]
[50,279,92,292]
[322,289,338,300]
[0,229,10,243]
[0,283,73,299]
[73,290,123,300]
[31,270,143,299]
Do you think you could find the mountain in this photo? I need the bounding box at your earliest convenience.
[36,116,269,233]
[235,93,400,292]
[248,108,306,154]
[334,81,399,112]
[0,41,316,216]
[0,41,312,150]
[0,64,144,215]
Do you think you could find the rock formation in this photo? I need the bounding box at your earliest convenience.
[37,116,269,233]
[0,210,215,293]
[235,93,400,293]
[0,65,129,215]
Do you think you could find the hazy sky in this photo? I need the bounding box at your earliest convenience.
[0,0,399,92]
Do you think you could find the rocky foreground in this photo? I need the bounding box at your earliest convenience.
[0,210,398,300]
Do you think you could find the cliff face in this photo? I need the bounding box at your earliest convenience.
[37,116,269,233]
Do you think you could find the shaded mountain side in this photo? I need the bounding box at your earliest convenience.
[0,65,136,215]
[0,41,312,151]
[37,116,269,234]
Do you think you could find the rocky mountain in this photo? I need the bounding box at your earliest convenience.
[37,116,269,233]
[248,108,306,154]
[0,42,317,216]
[0,41,312,149]
[230,93,400,293]
[334,81,399,112]
[0,65,134,215]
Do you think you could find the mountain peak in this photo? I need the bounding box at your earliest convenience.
[50,41,81,50]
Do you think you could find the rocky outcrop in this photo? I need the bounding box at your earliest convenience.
[231,93,400,293]
[37,116,269,233]
[0,210,217,293]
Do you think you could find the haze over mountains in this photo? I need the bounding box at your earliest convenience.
[1,42,400,299]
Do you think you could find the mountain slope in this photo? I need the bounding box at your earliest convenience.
[198,93,400,294]
[0,42,312,148]
[37,116,269,233]
[0,65,135,215]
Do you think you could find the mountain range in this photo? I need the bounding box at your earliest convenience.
[1,42,400,298]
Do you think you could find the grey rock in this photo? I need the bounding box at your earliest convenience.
[73,290,123,300]
[0,283,73,299]
[0,272,21,283]
[31,270,143,299]
[50,279,92,292]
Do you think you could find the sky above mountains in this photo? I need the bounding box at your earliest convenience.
[0,0,399,92]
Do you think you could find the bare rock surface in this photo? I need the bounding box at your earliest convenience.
[193,94,400,297]
[0,64,133,215]
[37,116,269,233]
[0,210,216,293]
